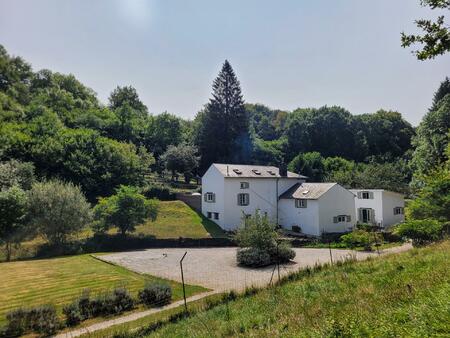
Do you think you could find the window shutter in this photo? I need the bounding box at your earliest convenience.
[333,216,338,223]
[357,192,362,199]
[212,193,215,203]
[204,194,207,202]
[237,194,240,206]
[346,215,351,222]
[370,209,375,222]
[393,207,396,215]
[369,192,374,199]
[358,208,362,222]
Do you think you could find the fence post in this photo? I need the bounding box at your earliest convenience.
[180,251,188,312]
[328,240,333,265]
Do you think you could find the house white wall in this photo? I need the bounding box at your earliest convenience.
[278,199,320,236]
[382,191,405,228]
[201,165,225,228]
[351,189,405,228]
[202,167,303,230]
[318,185,356,234]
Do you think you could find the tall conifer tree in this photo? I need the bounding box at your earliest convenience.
[197,60,250,171]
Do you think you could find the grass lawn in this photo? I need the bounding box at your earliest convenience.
[125,240,450,337]
[115,201,227,239]
[0,254,206,326]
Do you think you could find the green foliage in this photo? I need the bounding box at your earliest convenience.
[94,185,159,236]
[138,283,172,307]
[251,137,285,166]
[401,0,450,60]
[234,211,295,267]
[0,160,35,190]
[5,305,59,336]
[411,93,450,183]
[288,152,325,181]
[0,186,28,261]
[407,165,450,221]
[27,180,92,245]
[340,229,381,251]
[108,85,148,116]
[160,143,199,182]
[196,60,250,171]
[145,112,184,158]
[394,219,444,246]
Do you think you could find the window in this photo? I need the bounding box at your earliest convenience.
[359,208,373,223]
[237,193,250,206]
[207,212,212,219]
[240,182,249,189]
[214,212,219,220]
[295,199,307,208]
[359,191,373,199]
[252,169,261,175]
[204,192,215,203]
[394,207,404,215]
[333,215,349,223]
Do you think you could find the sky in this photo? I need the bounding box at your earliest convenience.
[0,0,449,125]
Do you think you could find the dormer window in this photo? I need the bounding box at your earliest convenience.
[267,170,276,176]
[302,190,309,195]
[252,169,261,175]
[233,169,242,175]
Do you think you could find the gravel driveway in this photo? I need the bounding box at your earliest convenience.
[99,245,410,291]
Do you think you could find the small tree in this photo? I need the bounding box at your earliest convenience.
[0,186,28,261]
[94,185,159,236]
[160,143,199,183]
[234,211,295,267]
[27,180,92,245]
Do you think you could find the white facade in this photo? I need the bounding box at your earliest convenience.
[279,183,356,236]
[350,189,405,228]
[201,164,304,231]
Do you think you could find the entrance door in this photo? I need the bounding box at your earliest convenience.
[360,208,373,223]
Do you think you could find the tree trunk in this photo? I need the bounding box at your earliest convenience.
[5,242,11,262]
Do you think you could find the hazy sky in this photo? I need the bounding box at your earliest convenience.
[1,0,449,125]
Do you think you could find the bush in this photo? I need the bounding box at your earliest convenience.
[62,303,82,326]
[138,283,172,307]
[6,305,59,336]
[142,184,176,201]
[91,287,135,316]
[237,247,271,267]
[340,230,375,250]
[394,219,444,246]
[234,211,296,267]
[356,223,380,232]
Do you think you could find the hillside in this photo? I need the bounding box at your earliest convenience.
[121,241,450,337]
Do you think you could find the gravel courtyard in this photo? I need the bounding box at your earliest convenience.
[99,246,409,291]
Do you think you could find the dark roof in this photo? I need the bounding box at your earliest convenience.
[279,182,337,200]
[212,163,305,179]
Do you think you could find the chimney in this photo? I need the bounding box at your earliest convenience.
[279,162,287,177]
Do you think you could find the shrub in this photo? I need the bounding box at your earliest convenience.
[356,223,380,232]
[237,247,271,267]
[62,303,82,326]
[5,305,59,336]
[394,219,444,246]
[91,287,135,316]
[142,184,176,201]
[234,211,296,267]
[138,283,172,307]
[340,230,374,250]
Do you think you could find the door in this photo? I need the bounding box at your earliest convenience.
[359,208,374,223]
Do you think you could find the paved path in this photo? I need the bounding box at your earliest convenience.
[56,243,411,337]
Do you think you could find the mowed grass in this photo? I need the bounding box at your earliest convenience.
[136,241,450,337]
[132,201,227,239]
[0,254,206,326]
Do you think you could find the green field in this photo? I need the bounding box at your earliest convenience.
[133,201,226,238]
[120,241,449,337]
[0,254,206,326]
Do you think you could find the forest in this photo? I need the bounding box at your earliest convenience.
[1,44,449,199]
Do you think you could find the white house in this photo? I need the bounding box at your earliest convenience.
[201,163,305,231]
[350,189,405,228]
[278,183,356,236]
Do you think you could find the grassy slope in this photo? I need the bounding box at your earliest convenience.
[133,201,226,239]
[0,255,205,325]
[1,201,227,261]
[141,241,450,337]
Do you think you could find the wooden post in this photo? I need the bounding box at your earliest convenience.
[180,251,188,312]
